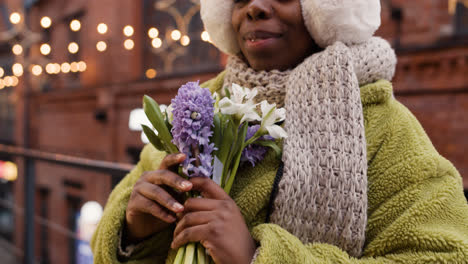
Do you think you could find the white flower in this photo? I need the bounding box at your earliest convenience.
[164,104,174,124]
[218,83,261,123]
[259,100,287,139]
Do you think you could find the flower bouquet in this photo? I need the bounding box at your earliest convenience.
[142,81,286,264]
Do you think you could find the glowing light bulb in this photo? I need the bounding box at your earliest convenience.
[152,38,162,49]
[97,23,108,34]
[12,44,23,55]
[70,62,79,72]
[12,63,23,77]
[145,69,157,79]
[4,76,13,86]
[201,31,210,42]
[11,76,19,87]
[0,68,4,78]
[0,80,4,90]
[148,28,159,38]
[31,65,43,76]
[46,63,54,74]
[61,63,71,73]
[78,61,87,72]
[171,30,181,41]
[96,41,107,52]
[180,35,190,46]
[68,42,79,54]
[40,43,51,55]
[53,63,61,74]
[123,25,134,37]
[10,13,21,24]
[124,39,135,50]
[41,17,52,28]
[70,19,81,31]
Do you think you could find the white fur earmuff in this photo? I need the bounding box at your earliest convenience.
[200,0,381,55]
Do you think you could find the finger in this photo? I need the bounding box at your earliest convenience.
[134,193,176,223]
[189,177,229,200]
[145,170,192,192]
[138,182,184,213]
[160,153,186,170]
[183,197,220,213]
[173,211,214,238]
[171,224,210,249]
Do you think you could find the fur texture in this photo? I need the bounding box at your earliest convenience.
[199,0,381,54]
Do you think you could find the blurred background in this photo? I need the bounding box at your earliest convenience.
[0,0,466,263]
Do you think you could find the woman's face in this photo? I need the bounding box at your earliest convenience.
[231,0,321,71]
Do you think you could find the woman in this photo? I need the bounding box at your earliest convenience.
[91,0,468,263]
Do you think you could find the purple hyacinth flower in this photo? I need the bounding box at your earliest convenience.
[171,81,215,177]
[241,125,273,167]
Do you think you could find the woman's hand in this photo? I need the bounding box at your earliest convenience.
[124,153,193,244]
[171,177,257,264]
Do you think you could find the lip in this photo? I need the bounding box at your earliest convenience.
[243,30,283,50]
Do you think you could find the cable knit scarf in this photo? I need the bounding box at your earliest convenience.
[224,37,396,257]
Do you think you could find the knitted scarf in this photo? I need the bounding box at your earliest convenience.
[224,37,396,257]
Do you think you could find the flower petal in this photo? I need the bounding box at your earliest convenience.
[266,125,288,139]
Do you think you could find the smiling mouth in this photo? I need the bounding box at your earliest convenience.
[243,31,282,43]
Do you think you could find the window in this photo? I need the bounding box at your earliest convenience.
[455,2,468,35]
[142,0,223,77]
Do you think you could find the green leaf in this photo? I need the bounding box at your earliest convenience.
[141,125,166,152]
[223,85,231,99]
[143,95,178,153]
[255,140,282,159]
[212,113,222,157]
[223,123,248,193]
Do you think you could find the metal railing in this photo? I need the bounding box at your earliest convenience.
[0,143,134,264]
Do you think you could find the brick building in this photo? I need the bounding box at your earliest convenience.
[0,0,466,263]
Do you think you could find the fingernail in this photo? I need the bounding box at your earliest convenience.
[173,203,183,211]
[180,181,192,188]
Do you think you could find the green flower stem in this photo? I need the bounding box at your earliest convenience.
[184,243,196,264]
[197,243,207,264]
[174,245,186,264]
[223,144,244,195]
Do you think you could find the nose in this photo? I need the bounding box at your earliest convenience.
[247,0,272,21]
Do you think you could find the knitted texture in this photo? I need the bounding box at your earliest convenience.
[224,37,396,108]
[224,37,396,257]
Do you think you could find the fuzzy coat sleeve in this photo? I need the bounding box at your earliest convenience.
[90,145,174,263]
[250,81,468,263]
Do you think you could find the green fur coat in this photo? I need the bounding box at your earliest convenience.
[91,73,468,263]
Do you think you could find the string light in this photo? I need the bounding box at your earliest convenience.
[53,63,61,74]
[148,27,159,38]
[123,25,134,37]
[10,13,21,24]
[145,69,157,79]
[12,63,23,77]
[0,80,4,90]
[68,42,79,54]
[70,19,81,31]
[12,44,23,55]
[0,68,4,78]
[41,16,52,28]
[31,65,43,76]
[11,76,19,87]
[180,35,190,46]
[97,23,108,34]
[70,62,79,72]
[171,30,181,41]
[4,76,13,87]
[201,31,210,42]
[61,63,71,73]
[96,41,107,52]
[124,39,135,50]
[40,43,51,55]
[78,61,87,72]
[45,63,55,74]
[152,38,162,49]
